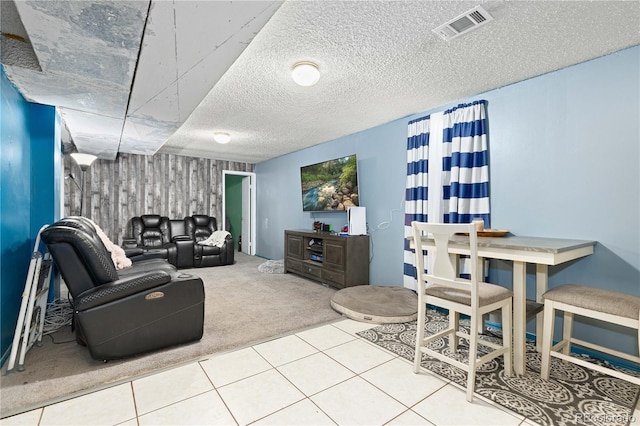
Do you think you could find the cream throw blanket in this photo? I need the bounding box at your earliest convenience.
[197,230,231,247]
[86,218,132,270]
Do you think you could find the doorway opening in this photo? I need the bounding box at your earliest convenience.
[222,171,256,255]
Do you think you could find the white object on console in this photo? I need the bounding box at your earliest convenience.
[348,206,367,235]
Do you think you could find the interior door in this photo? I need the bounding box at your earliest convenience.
[241,176,251,254]
[222,171,256,256]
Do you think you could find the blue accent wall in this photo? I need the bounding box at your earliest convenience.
[255,46,639,354]
[0,67,61,364]
[30,104,61,238]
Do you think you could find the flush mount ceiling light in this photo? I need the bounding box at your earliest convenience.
[213,132,231,144]
[70,152,97,171]
[291,62,320,87]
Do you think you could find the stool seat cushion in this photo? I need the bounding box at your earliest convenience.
[543,284,640,319]
[426,282,513,307]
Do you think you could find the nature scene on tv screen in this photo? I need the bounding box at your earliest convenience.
[301,155,359,212]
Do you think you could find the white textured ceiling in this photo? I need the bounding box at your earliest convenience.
[2,1,639,163]
[2,0,282,159]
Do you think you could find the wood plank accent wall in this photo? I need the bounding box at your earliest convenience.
[64,153,253,244]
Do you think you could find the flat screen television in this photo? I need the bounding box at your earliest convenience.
[300,154,360,212]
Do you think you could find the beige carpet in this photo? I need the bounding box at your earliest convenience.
[0,253,342,418]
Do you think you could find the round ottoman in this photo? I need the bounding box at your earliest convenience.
[330,285,418,324]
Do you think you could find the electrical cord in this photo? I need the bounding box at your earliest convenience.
[372,198,404,231]
[367,197,404,263]
[43,298,73,336]
[368,227,374,263]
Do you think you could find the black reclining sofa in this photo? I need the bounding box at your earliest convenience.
[40,217,205,361]
[123,214,234,269]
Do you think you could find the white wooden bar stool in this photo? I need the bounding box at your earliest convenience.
[412,221,513,402]
[540,283,640,385]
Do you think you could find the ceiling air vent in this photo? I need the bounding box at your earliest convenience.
[432,6,494,41]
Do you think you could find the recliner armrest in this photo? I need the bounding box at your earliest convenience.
[222,235,235,265]
[75,271,172,311]
[122,238,138,249]
[172,235,193,242]
[124,247,144,257]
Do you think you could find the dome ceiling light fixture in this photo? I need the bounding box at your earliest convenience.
[291,61,320,87]
[213,132,231,144]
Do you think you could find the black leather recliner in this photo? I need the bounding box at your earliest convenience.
[125,215,179,266]
[186,215,235,267]
[41,220,205,361]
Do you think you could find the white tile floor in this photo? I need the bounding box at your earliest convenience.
[3,318,639,426]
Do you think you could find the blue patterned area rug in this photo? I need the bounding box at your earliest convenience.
[357,309,639,426]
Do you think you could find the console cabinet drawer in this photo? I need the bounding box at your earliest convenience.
[302,262,322,279]
[285,258,322,279]
[322,269,345,287]
[285,258,303,274]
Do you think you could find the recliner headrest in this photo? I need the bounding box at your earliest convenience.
[193,215,212,227]
[55,217,96,234]
[141,215,162,227]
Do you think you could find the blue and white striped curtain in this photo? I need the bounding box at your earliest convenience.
[442,100,490,279]
[403,115,430,289]
[442,100,491,227]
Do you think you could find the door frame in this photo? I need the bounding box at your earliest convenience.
[222,171,257,255]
